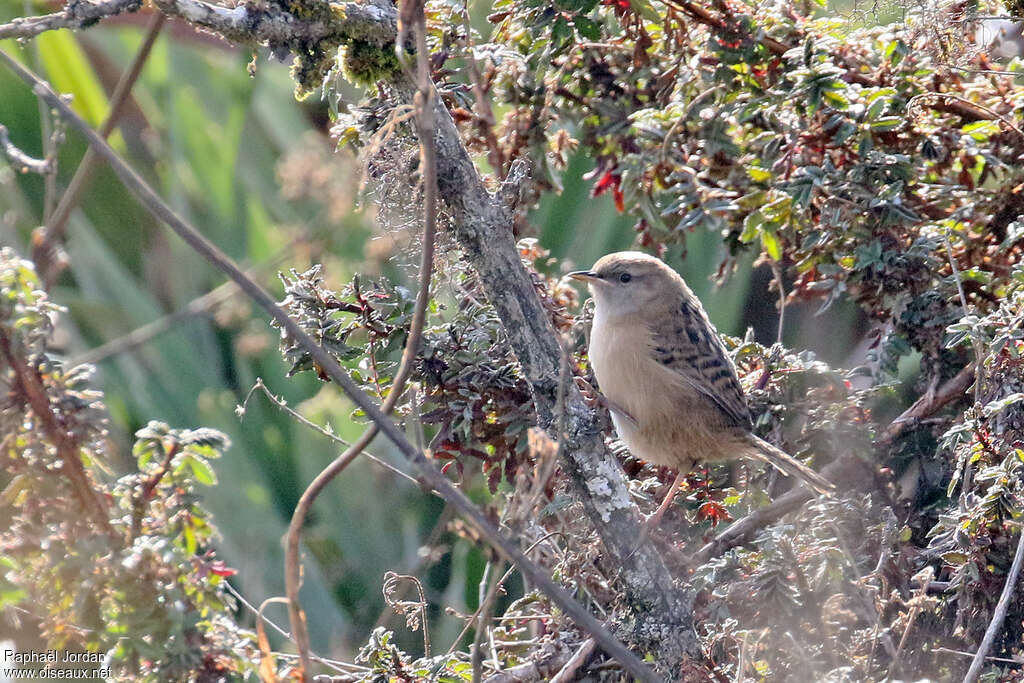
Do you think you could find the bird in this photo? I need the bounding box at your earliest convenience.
[569,251,833,525]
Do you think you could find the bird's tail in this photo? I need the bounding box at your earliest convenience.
[746,435,834,495]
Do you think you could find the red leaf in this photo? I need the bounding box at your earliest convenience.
[209,560,238,577]
[696,501,733,528]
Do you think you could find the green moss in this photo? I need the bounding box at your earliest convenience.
[342,40,402,87]
[276,0,350,99]
[273,0,402,96]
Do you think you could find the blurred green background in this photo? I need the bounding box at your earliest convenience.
[0,2,867,663]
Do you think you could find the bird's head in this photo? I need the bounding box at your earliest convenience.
[569,251,683,318]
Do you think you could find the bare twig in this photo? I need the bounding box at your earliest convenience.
[240,378,422,486]
[887,567,934,679]
[481,644,572,683]
[942,232,984,410]
[472,559,504,683]
[962,530,1024,683]
[908,92,1024,141]
[935,647,1021,665]
[696,363,977,564]
[71,224,316,367]
[70,274,239,367]
[373,505,454,630]
[447,532,566,657]
[0,42,663,683]
[549,638,597,683]
[0,123,53,175]
[382,572,431,657]
[876,363,976,446]
[770,260,786,345]
[0,0,142,40]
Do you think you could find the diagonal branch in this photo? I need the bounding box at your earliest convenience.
[0,50,662,683]
[962,529,1024,683]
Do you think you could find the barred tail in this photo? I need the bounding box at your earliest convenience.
[747,435,834,495]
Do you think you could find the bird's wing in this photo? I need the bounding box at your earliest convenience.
[649,297,752,429]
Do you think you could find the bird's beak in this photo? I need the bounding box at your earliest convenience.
[568,270,600,282]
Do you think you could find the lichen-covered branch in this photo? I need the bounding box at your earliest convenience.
[421,86,702,670]
[150,0,396,48]
[0,0,142,40]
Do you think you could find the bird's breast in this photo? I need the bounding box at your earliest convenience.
[589,310,654,412]
[589,308,736,467]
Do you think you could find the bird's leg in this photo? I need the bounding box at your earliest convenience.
[647,469,687,528]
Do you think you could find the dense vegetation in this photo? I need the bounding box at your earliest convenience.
[2,0,1024,680]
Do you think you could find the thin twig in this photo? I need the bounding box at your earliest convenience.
[222,583,367,674]
[0,123,53,174]
[0,0,142,41]
[887,567,934,679]
[962,530,1024,683]
[71,222,318,367]
[372,505,454,630]
[71,273,240,366]
[239,378,425,486]
[935,647,1021,665]
[31,30,58,225]
[0,46,662,683]
[942,232,983,407]
[907,93,1024,141]
[876,363,977,446]
[549,638,597,683]
[770,260,786,345]
[472,559,504,683]
[481,646,572,683]
[283,1,439,674]
[382,572,431,657]
[446,532,566,656]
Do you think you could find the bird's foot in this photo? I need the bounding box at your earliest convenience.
[645,470,687,529]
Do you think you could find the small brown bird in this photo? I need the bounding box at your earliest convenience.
[570,251,833,523]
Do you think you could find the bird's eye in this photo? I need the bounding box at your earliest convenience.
[618,272,632,283]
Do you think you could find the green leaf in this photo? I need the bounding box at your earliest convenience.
[747,166,773,182]
[761,229,783,260]
[185,454,217,485]
[823,89,849,110]
[574,15,601,40]
[941,551,969,566]
[982,393,1024,418]
[962,120,999,141]
[870,117,902,131]
[36,31,110,130]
